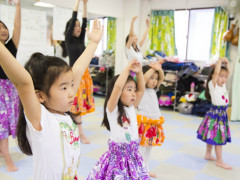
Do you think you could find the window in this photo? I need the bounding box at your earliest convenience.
[89,18,108,56]
[174,8,215,61]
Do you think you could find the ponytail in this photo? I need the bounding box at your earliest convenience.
[17,104,32,155]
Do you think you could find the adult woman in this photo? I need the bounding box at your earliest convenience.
[65,0,93,144]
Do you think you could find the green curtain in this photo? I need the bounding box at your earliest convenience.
[146,10,177,56]
[107,17,116,53]
[210,7,228,59]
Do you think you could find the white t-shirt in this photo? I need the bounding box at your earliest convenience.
[107,105,139,143]
[208,80,229,106]
[138,88,161,119]
[125,44,144,64]
[25,105,80,180]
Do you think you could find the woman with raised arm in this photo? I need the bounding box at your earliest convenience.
[65,0,93,144]
[0,0,21,172]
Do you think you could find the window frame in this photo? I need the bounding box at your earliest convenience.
[175,7,215,62]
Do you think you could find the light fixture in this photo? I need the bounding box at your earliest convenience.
[34,2,55,8]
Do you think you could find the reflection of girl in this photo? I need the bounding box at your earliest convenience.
[137,60,165,178]
[65,0,93,144]
[125,16,150,64]
[0,0,21,172]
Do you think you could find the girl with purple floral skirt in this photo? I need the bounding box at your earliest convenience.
[87,59,149,179]
[0,0,21,172]
[197,57,232,170]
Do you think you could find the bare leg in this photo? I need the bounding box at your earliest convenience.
[75,116,90,144]
[215,145,232,170]
[0,138,18,172]
[204,144,216,160]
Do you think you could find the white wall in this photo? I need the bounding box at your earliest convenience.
[41,0,124,18]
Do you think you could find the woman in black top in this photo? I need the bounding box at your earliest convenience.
[65,0,93,144]
[0,0,21,172]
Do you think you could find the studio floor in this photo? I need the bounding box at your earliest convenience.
[0,96,240,180]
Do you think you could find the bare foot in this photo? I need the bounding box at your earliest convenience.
[216,162,232,170]
[204,155,217,161]
[149,172,157,178]
[80,135,90,144]
[4,154,18,172]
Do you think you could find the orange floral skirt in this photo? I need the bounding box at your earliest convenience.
[71,68,95,116]
[137,114,165,147]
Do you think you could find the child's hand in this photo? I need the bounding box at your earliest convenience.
[220,57,229,64]
[149,60,162,71]
[132,16,138,22]
[86,19,103,45]
[83,0,88,3]
[129,58,141,73]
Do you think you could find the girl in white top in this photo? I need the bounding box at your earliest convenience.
[197,57,232,170]
[87,59,150,179]
[137,60,165,178]
[0,19,103,180]
[125,16,150,64]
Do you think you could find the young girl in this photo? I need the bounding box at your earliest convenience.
[126,16,150,64]
[87,59,150,179]
[65,0,93,144]
[0,19,103,179]
[0,0,21,172]
[197,57,232,170]
[137,60,165,178]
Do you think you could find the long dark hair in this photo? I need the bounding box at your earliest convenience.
[60,41,67,58]
[125,34,140,52]
[0,20,9,42]
[205,66,228,101]
[17,53,78,155]
[102,75,136,131]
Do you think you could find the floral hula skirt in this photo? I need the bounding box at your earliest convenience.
[0,79,20,140]
[87,139,150,180]
[71,68,95,116]
[197,104,231,145]
[137,114,165,147]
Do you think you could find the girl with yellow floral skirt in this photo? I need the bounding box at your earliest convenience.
[137,60,165,178]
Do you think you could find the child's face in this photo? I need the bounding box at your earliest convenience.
[217,70,228,87]
[146,72,158,89]
[0,22,9,42]
[44,70,75,114]
[73,20,81,37]
[120,80,137,107]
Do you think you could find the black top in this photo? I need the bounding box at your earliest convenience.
[0,39,17,79]
[65,11,87,67]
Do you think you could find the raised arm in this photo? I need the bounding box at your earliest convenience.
[12,0,21,48]
[65,0,80,40]
[72,19,103,93]
[126,16,137,49]
[133,63,145,108]
[139,18,150,48]
[0,43,41,131]
[107,61,132,112]
[82,0,87,18]
[212,57,226,87]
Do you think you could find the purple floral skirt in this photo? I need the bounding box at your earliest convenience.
[0,79,20,140]
[197,104,231,145]
[87,139,150,180]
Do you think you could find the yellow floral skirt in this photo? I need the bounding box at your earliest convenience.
[71,68,95,116]
[137,114,165,147]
